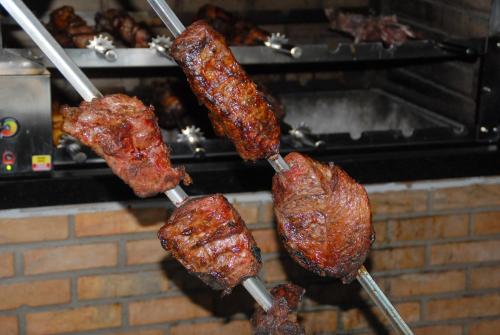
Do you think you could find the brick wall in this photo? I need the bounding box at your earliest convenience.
[1,176,500,334]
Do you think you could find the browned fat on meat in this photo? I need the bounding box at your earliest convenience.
[252,283,305,335]
[158,194,262,293]
[272,152,374,283]
[61,94,189,197]
[170,20,280,161]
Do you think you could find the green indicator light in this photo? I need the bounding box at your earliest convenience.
[6,165,12,171]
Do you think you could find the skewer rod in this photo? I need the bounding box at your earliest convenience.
[242,277,273,311]
[146,0,185,37]
[4,0,273,312]
[0,0,101,101]
[357,266,414,334]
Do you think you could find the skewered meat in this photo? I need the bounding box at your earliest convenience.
[251,284,305,335]
[324,8,417,46]
[95,9,152,48]
[170,20,280,161]
[61,94,189,197]
[272,152,374,283]
[196,4,269,46]
[46,6,96,48]
[158,194,262,293]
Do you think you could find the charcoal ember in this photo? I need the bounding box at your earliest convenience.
[251,283,305,335]
[272,152,374,283]
[158,194,262,294]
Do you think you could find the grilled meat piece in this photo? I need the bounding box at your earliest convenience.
[158,194,262,293]
[325,8,416,46]
[47,6,96,48]
[272,152,374,283]
[170,20,281,161]
[61,94,189,197]
[251,284,305,335]
[196,4,269,46]
[95,9,152,48]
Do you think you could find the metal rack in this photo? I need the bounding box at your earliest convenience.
[6,40,466,68]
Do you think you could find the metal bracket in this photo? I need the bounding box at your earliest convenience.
[149,35,173,59]
[264,32,302,58]
[289,123,325,148]
[87,34,117,62]
[176,125,206,158]
[476,35,500,143]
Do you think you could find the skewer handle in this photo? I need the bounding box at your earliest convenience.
[357,266,414,335]
[146,0,185,37]
[0,0,101,101]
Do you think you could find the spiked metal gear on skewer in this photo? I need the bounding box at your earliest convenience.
[87,34,117,61]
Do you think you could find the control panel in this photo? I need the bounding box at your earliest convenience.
[0,74,52,176]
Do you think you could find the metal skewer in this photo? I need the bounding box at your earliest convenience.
[1,0,272,312]
[147,1,411,329]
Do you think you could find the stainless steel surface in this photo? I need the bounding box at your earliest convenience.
[289,124,325,148]
[6,40,454,68]
[0,0,101,101]
[146,0,185,37]
[0,49,46,75]
[357,266,414,335]
[242,277,273,311]
[281,89,465,138]
[0,74,51,175]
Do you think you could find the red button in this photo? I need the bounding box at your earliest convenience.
[2,151,15,165]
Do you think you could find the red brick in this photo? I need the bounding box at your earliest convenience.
[75,208,166,237]
[427,293,500,320]
[0,252,14,278]
[430,240,500,265]
[78,270,168,300]
[471,265,500,289]
[373,221,388,245]
[369,190,428,216]
[342,302,420,330]
[432,184,500,210]
[414,325,462,335]
[26,304,121,335]
[129,295,213,325]
[233,202,259,224]
[0,279,70,310]
[252,229,280,253]
[370,247,425,271]
[24,243,118,275]
[104,330,164,335]
[263,258,288,282]
[387,271,465,297]
[126,239,168,265]
[0,315,18,335]
[474,211,500,235]
[301,310,338,334]
[170,319,251,335]
[259,202,275,225]
[0,216,68,244]
[470,319,500,335]
[391,215,468,241]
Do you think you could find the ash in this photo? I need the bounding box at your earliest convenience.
[281,90,437,139]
